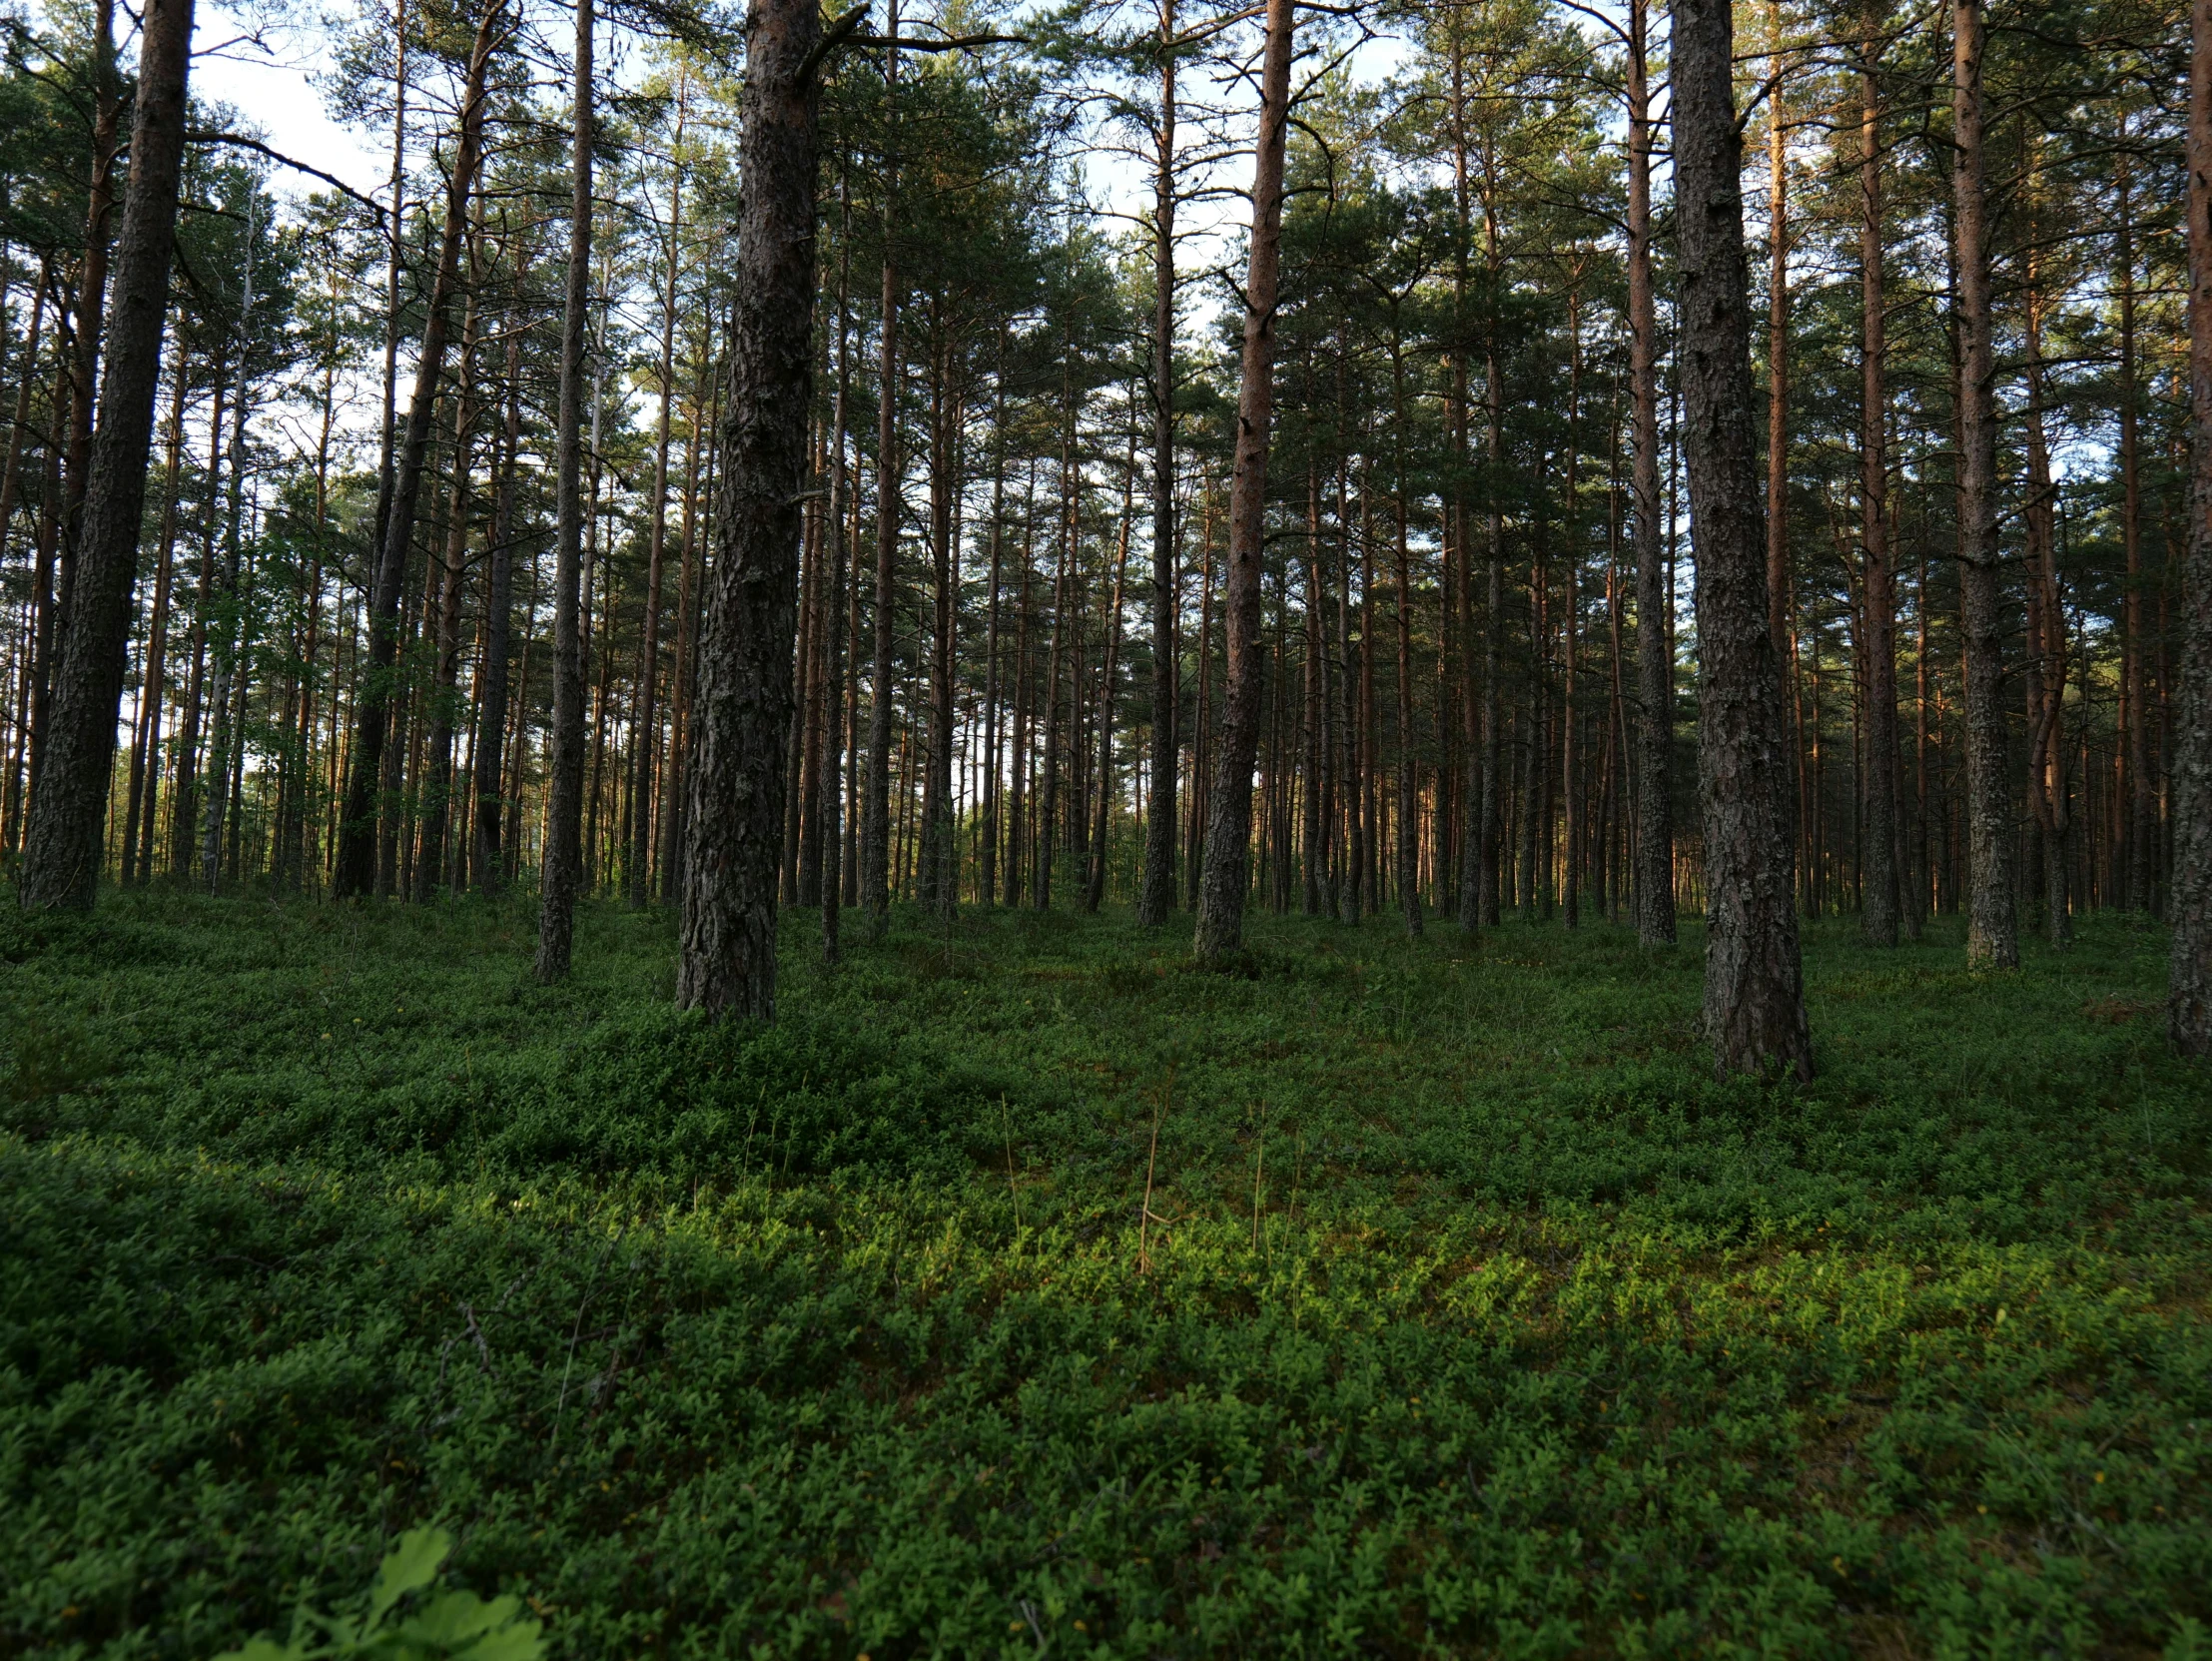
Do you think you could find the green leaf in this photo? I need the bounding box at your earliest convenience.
[211,1638,310,1661]
[367,1528,451,1627]
[455,1618,544,1661]
[397,1591,513,1650]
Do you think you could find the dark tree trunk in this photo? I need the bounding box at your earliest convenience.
[1137,0,1180,927]
[473,283,525,894]
[1858,29,1898,947]
[862,0,902,941]
[338,0,502,903]
[1629,0,1675,948]
[2171,0,2212,1052]
[631,87,687,908]
[1672,0,1813,1079]
[536,0,591,977]
[1192,0,1292,963]
[1950,0,2019,970]
[676,0,836,1019]
[415,254,480,902]
[16,0,195,910]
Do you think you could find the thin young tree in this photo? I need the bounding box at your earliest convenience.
[17,0,196,910]
[1671,0,1812,1078]
[1192,0,1292,963]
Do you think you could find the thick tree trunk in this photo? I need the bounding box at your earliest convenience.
[1629,0,1675,948]
[1193,0,1292,963]
[339,0,501,903]
[1137,1,1180,927]
[1950,0,2019,969]
[2171,0,2212,1052]
[1673,0,1812,1079]
[535,0,592,976]
[1858,32,1899,947]
[16,0,194,910]
[676,0,833,1019]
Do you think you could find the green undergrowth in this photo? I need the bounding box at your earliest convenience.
[3,892,2208,1658]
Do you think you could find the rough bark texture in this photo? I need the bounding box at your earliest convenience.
[1673,0,1813,1080]
[1859,36,1899,947]
[337,0,501,902]
[1192,0,1292,963]
[2173,0,2212,1053]
[676,0,828,1020]
[1137,9,1179,929]
[1628,0,1675,949]
[16,0,195,910]
[862,1,901,941]
[535,0,592,979]
[1950,0,2020,971]
[473,317,524,894]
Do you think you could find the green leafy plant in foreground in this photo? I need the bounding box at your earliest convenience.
[213,1529,541,1661]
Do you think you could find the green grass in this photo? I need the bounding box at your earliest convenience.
[4,891,2208,1659]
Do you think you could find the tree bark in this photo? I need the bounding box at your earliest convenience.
[1192,0,1292,963]
[1137,0,1180,926]
[472,271,525,894]
[535,0,592,976]
[1629,0,1675,947]
[676,0,835,1019]
[631,79,688,907]
[2170,0,2212,1052]
[1673,0,1812,1078]
[16,0,195,910]
[1950,0,2019,970]
[1858,27,1899,947]
[862,0,902,941]
[337,0,501,904]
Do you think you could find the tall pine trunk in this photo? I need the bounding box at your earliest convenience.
[1673,0,1812,1079]
[1137,0,1180,926]
[1628,0,1674,947]
[17,0,195,910]
[1858,27,1899,947]
[339,0,501,902]
[675,0,839,1019]
[1192,0,1292,963]
[536,0,592,977]
[2170,0,2212,1052]
[1950,0,2019,969]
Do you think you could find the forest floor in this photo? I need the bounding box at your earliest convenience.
[3,891,2208,1659]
